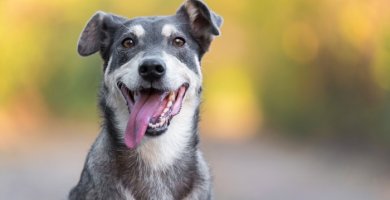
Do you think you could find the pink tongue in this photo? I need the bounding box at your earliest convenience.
[124,91,166,149]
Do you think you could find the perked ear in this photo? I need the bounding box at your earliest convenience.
[77,11,126,57]
[176,0,223,52]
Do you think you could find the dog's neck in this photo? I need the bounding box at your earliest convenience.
[99,92,200,171]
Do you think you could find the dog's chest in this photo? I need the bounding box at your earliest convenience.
[117,185,136,200]
[120,165,194,200]
[114,152,196,200]
[126,178,173,200]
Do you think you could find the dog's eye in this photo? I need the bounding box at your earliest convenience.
[122,38,135,48]
[172,37,185,47]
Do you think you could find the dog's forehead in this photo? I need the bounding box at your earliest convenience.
[121,16,188,38]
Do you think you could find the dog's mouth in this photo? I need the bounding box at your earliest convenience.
[118,83,189,149]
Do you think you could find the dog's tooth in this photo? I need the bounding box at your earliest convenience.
[159,121,164,127]
[169,92,175,101]
[149,121,159,128]
[156,118,164,127]
[167,101,173,108]
[161,117,166,123]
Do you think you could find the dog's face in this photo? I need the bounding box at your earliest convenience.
[78,0,222,149]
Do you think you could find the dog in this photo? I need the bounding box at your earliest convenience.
[68,0,222,199]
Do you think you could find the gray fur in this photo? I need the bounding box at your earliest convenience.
[69,0,222,199]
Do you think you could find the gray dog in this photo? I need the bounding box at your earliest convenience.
[68,0,222,199]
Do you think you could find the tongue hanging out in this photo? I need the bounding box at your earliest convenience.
[124,90,167,148]
[120,85,188,149]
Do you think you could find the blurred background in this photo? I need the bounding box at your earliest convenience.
[1,0,390,199]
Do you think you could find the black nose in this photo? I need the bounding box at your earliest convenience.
[138,59,166,81]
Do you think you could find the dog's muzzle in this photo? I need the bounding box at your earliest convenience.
[118,81,189,149]
[138,58,166,82]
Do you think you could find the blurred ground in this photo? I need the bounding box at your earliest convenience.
[1,124,390,200]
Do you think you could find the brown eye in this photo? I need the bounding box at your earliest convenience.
[173,37,185,47]
[122,38,135,48]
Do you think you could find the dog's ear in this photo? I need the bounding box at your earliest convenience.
[78,11,126,57]
[176,0,223,52]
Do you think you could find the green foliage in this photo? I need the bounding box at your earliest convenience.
[1,0,390,144]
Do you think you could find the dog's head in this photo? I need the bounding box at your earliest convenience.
[77,0,222,149]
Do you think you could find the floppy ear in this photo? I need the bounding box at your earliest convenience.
[176,0,223,53]
[77,11,126,57]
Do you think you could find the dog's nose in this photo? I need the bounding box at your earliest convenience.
[138,59,166,81]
